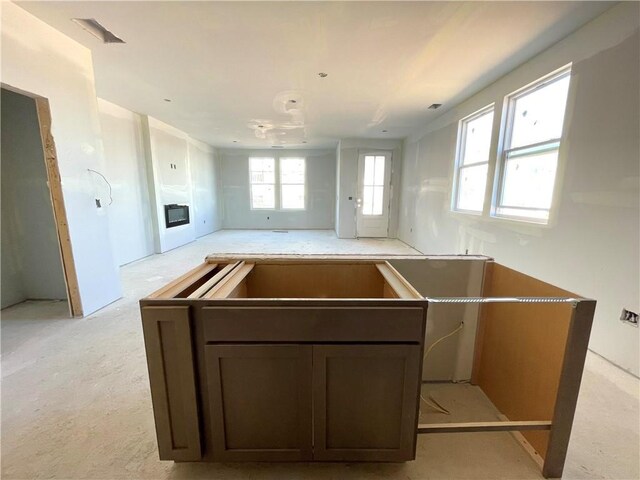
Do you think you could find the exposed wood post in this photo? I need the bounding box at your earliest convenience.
[542,299,596,478]
[34,97,83,317]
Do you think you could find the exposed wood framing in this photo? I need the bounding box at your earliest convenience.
[34,97,82,317]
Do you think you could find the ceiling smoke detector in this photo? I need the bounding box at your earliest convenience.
[428,103,442,110]
[71,18,125,44]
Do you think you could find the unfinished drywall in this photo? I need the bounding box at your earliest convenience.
[97,99,155,266]
[1,89,67,308]
[1,3,121,315]
[142,116,196,253]
[398,3,640,375]
[189,139,222,237]
[390,257,485,381]
[219,149,335,229]
[335,138,402,239]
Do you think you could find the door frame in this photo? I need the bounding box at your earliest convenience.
[355,150,393,238]
[2,84,83,317]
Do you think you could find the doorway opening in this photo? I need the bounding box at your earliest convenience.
[1,86,81,317]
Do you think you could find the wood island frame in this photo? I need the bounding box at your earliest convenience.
[140,254,595,478]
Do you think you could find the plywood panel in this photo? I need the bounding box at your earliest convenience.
[476,262,576,460]
[245,263,385,298]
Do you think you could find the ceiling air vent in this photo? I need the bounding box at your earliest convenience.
[71,18,125,44]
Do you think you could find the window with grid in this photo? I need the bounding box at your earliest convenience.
[280,157,306,210]
[249,157,275,209]
[494,66,571,222]
[452,105,494,213]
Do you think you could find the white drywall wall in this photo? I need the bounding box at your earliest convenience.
[398,3,640,375]
[335,138,403,239]
[219,149,335,229]
[141,116,197,253]
[1,3,121,315]
[189,139,222,237]
[1,89,68,308]
[97,99,154,266]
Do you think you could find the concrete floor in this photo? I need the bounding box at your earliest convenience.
[1,230,638,479]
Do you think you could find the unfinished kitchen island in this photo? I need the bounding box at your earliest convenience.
[140,254,596,479]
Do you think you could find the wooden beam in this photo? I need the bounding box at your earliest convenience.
[204,262,254,299]
[417,420,552,434]
[34,97,83,317]
[147,263,218,299]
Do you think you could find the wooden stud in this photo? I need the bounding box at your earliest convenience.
[34,97,82,317]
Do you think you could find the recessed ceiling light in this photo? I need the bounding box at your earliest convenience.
[428,103,442,110]
[71,18,125,44]
[318,72,328,78]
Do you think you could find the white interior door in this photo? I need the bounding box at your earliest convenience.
[356,152,391,238]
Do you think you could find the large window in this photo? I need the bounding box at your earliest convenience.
[452,105,494,213]
[249,156,306,210]
[280,158,306,209]
[249,157,275,209]
[494,66,571,222]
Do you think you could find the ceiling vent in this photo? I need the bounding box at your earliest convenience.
[71,18,125,44]
[428,103,442,110]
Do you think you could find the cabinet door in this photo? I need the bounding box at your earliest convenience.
[313,344,421,461]
[205,344,312,461]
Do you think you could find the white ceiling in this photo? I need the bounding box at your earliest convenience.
[17,1,612,149]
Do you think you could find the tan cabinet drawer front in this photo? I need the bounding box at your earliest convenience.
[200,306,424,342]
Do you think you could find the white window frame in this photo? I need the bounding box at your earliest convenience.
[451,104,495,214]
[249,157,276,210]
[279,157,307,211]
[492,65,572,224]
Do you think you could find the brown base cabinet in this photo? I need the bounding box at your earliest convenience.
[141,255,596,479]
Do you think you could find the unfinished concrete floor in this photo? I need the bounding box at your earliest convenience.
[2,230,639,479]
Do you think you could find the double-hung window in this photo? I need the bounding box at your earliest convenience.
[452,105,494,213]
[249,157,276,209]
[494,66,571,222]
[249,156,306,210]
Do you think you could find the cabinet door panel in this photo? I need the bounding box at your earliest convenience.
[205,344,312,461]
[313,345,421,461]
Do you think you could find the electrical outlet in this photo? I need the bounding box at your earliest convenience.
[95,198,102,208]
[620,308,639,327]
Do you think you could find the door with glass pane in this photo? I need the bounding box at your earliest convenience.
[356,152,391,238]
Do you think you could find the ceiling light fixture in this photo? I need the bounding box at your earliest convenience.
[428,103,442,110]
[318,72,328,78]
[71,18,125,44]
